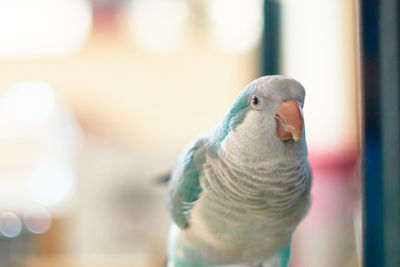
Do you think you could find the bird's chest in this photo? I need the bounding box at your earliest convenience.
[184,158,311,263]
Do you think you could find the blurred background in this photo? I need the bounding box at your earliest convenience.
[0,0,362,266]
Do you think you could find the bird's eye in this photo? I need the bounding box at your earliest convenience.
[251,95,260,107]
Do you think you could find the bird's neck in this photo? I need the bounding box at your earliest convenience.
[219,132,308,167]
[205,134,311,214]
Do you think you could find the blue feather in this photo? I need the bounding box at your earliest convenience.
[168,138,206,228]
[209,83,255,152]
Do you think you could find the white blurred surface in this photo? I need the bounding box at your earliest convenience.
[208,0,263,53]
[127,0,190,53]
[0,0,92,58]
[0,81,82,216]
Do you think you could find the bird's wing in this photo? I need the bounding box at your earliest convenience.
[168,137,207,229]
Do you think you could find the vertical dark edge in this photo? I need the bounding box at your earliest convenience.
[261,0,281,75]
[380,0,400,266]
[360,0,384,266]
[355,0,364,264]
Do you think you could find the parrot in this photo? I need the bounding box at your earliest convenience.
[166,75,312,267]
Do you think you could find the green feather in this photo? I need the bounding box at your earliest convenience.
[279,247,291,267]
[169,139,206,228]
[210,84,255,151]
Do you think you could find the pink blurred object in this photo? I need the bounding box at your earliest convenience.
[290,148,359,267]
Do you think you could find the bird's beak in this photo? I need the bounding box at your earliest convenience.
[275,100,303,141]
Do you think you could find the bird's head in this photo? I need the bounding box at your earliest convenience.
[212,75,308,160]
